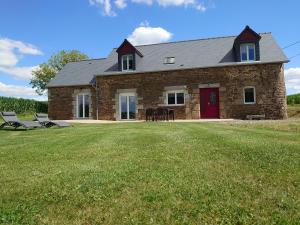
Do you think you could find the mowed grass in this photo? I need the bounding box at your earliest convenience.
[288,104,300,119]
[0,120,300,225]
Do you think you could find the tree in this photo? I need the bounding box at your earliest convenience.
[30,50,89,95]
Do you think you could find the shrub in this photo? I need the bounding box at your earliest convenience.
[0,96,48,114]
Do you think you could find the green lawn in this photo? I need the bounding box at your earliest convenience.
[0,121,299,225]
[288,104,300,118]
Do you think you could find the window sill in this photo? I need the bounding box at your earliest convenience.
[166,104,185,107]
[239,60,259,63]
[244,102,256,105]
[119,119,137,121]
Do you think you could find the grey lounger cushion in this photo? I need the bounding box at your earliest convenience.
[0,112,41,129]
[36,113,71,127]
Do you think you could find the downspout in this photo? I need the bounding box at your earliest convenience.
[96,78,99,120]
[92,76,99,120]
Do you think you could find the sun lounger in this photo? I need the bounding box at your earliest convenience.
[35,113,71,128]
[0,112,41,129]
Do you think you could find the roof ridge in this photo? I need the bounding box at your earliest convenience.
[112,32,272,49]
[134,35,237,47]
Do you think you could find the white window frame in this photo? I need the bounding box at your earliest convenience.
[77,93,90,118]
[121,54,134,71]
[240,43,256,62]
[119,92,136,120]
[243,86,256,104]
[166,91,185,106]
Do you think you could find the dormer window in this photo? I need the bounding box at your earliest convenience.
[122,54,134,71]
[117,39,143,72]
[234,26,261,62]
[240,43,256,61]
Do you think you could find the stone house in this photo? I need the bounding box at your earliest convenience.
[47,26,289,120]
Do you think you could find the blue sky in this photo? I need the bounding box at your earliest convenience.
[1,0,300,100]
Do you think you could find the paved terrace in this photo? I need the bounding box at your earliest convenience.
[60,119,236,124]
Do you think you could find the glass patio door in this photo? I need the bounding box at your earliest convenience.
[77,94,90,118]
[120,94,136,120]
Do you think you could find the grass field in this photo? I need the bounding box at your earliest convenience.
[1,119,300,224]
[288,104,300,118]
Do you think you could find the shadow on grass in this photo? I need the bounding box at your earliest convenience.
[0,127,32,131]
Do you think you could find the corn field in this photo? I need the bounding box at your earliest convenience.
[287,93,300,105]
[0,96,48,114]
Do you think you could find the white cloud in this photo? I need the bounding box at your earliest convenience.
[157,0,194,7]
[0,66,38,80]
[0,38,42,80]
[0,38,42,57]
[131,0,153,5]
[89,0,207,16]
[285,67,300,93]
[0,81,46,101]
[139,20,150,27]
[128,24,172,45]
[89,0,116,16]
[195,3,206,11]
[115,0,127,8]
[0,48,18,67]
[157,0,206,11]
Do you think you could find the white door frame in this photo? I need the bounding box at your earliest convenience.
[77,93,89,119]
[119,92,136,120]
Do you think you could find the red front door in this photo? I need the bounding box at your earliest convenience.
[200,88,220,119]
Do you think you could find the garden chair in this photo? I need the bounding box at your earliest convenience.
[146,108,156,121]
[156,107,168,121]
[0,112,41,129]
[35,113,71,128]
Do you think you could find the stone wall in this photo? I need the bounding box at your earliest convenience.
[48,63,287,120]
[96,63,287,120]
[48,85,96,120]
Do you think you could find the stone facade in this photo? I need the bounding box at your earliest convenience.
[48,63,288,120]
[48,85,96,120]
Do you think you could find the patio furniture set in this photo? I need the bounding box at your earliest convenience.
[145,108,175,121]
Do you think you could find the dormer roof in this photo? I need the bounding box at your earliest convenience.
[116,39,143,57]
[235,25,261,43]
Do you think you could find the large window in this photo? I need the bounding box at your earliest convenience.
[240,43,256,61]
[244,87,256,104]
[119,93,136,120]
[77,94,90,118]
[122,54,134,71]
[167,91,185,105]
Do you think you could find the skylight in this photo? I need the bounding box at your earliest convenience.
[164,57,175,64]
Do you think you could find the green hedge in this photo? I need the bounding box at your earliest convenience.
[0,96,48,114]
[287,93,300,105]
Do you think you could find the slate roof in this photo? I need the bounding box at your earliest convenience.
[47,33,288,87]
